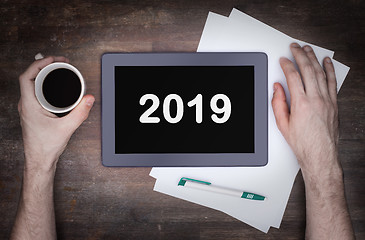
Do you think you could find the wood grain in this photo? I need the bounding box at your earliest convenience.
[0,0,364,239]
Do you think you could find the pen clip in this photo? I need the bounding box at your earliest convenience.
[178,177,211,186]
[241,192,266,201]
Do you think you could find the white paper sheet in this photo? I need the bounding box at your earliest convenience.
[227,8,348,92]
[150,8,350,233]
[153,178,271,232]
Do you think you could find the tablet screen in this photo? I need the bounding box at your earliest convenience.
[115,66,254,154]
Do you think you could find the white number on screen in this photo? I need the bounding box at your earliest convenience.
[163,94,184,124]
[210,94,231,124]
[187,94,203,123]
[139,94,231,124]
[139,94,160,123]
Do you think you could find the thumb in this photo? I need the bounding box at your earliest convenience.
[271,83,289,137]
[64,94,95,131]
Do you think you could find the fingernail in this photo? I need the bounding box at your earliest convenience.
[303,45,312,52]
[86,97,95,107]
[291,42,300,48]
[325,57,332,63]
[34,53,44,60]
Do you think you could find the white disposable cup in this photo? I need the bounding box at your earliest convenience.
[35,62,85,114]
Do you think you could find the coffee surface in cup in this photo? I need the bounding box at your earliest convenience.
[42,68,81,108]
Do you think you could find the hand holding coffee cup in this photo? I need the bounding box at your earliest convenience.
[18,55,95,169]
[35,59,85,114]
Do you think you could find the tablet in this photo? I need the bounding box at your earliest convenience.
[102,52,267,167]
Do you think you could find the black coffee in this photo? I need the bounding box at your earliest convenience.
[42,68,81,108]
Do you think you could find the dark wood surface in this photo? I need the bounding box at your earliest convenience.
[1,0,364,239]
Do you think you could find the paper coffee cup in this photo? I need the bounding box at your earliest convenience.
[35,62,85,114]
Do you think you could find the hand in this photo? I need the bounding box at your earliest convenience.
[18,56,95,172]
[272,43,341,180]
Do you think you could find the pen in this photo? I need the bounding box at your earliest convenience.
[178,177,266,201]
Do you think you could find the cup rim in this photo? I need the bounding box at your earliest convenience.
[35,62,85,114]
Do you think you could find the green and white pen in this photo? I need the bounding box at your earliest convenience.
[178,177,266,201]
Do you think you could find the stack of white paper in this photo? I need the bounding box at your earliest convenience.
[150,8,350,233]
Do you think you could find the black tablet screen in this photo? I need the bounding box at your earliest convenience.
[115,66,254,154]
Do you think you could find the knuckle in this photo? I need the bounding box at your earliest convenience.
[299,101,310,112]
[295,97,310,111]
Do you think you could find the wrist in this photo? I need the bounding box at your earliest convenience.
[299,145,342,182]
[22,162,56,200]
[23,153,58,178]
[23,163,57,183]
[302,159,344,195]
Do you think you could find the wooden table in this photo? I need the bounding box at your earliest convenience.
[1,0,364,239]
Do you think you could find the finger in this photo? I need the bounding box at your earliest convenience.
[19,56,55,100]
[323,57,337,105]
[279,57,305,102]
[303,45,329,98]
[290,43,320,96]
[45,55,70,63]
[272,82,290,137]
[63,95,95,132]
[19,56,70,102]
[20,56,69,83]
